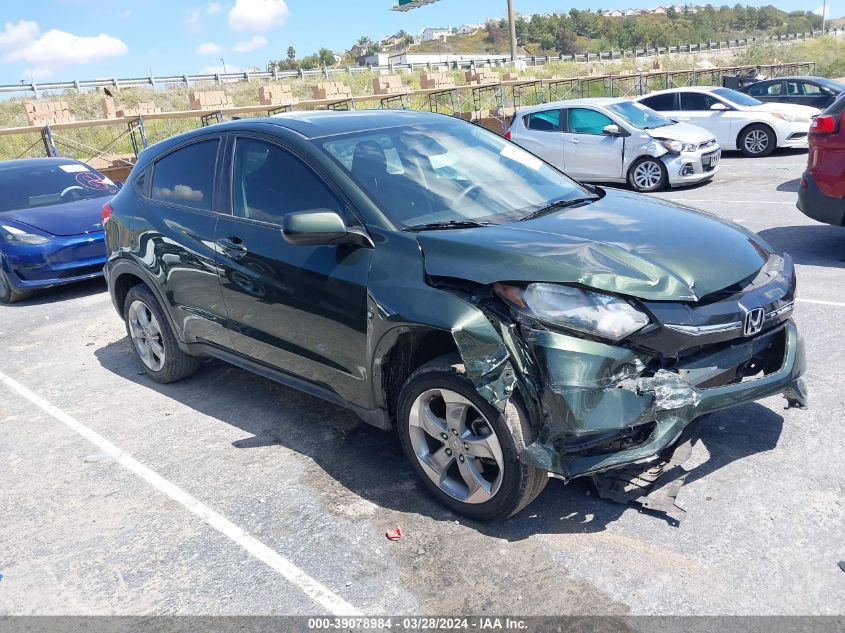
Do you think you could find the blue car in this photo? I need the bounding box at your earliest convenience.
[0,157,117,303]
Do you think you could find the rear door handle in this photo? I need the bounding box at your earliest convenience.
[570,138,581,144]
[216,237,247,259]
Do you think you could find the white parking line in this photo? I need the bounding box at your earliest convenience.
[797,298,845,308]
[659,199,794,205]
[0,369,362,617]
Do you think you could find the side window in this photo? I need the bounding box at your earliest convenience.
[525,109,561,131]
[749,82,781,96]
[679,93,718,111]
[798,82,823,96]
[151,140,219,211]
[640,93,675,111]
[567,108,614,135]
[233,138,345,225]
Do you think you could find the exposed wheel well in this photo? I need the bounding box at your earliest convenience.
[112,272,145,316]
[381,329,461,425]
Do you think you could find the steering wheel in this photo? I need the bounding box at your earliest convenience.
[453,183,482,208]
[60,185,85,200]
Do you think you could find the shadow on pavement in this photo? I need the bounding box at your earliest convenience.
[758,225,845,268]
[95,336,783,539]
[776,178,801,193]
[0,277,107,308]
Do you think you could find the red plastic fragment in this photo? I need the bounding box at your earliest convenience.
[385,527,403,541]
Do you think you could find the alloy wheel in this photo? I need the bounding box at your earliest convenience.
[744,129,769,155]
[408,388,505,504]
[127,299,166,371]
[633,160,663,190]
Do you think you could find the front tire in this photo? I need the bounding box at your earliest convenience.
[397,355,547,521]
[0,266,29,304]
[738,124,775,157]
[628,157,668,192]
[123,284,201,383]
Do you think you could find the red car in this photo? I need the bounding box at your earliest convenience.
[798,93,845,225]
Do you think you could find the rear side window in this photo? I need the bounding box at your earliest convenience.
[749,82,782,96]
[639,93,675,111]
[567,108,613,135]
[151,139,219,211]
[679,92,719,111]
[524,110,561,131]
[232,138,345,225]
[823,92,845,116]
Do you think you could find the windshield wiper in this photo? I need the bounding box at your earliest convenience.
[403,219,490,232]
[519,196,597,222]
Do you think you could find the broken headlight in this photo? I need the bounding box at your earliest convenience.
[655,138,697,153]
[494,282,649,341]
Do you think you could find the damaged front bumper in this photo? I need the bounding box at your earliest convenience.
[516,319,805,479]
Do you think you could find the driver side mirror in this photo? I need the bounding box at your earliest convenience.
[282,210,373,248]
[602,124,623,136]
[710,102,729,111]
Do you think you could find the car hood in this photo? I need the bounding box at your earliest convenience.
[742,102,820,118]
[418,189,774,302]
[0,197,108,236]
[646,122,714,144]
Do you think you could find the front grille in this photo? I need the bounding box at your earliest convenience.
[58,264,103,279]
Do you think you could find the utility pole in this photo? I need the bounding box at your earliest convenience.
[821,0,827,32]
[507,0,518,61]
[220,58,227,74]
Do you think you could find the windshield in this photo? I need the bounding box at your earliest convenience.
[816,77,845,93]
[713,87,763,107]
[320,119,591,229]
[606,101,672,129]
[0,162,116,213]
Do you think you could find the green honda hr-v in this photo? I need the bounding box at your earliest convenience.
[103,110,806,520]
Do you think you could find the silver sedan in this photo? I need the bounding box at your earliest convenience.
[506,97,720,192]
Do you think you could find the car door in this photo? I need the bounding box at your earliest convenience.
[143,137,233,349]
[786,80,834,110]
[214,134,372,405]
[512,109,565,169]
[676,92,734,147]
[561,107,624,181]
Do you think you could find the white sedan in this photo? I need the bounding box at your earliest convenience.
[636,86,819,157]
[506,97,720,192]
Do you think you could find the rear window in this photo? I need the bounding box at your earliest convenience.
[524,110,560,131]
[823,92,845,116]
[639,93,675,111]
[151,140,219,211]
[0,162,116,213]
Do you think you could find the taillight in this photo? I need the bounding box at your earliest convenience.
[504,130,512,140]
[810,115,837,134]
[101,202,113,225]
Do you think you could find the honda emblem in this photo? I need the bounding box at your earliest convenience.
[743,307,765,337]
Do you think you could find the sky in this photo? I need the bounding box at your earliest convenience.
[0,0,841,87]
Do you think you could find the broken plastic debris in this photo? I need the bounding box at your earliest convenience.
[385,527,403,541]
[621,369,701,411]
[838,561,845,573]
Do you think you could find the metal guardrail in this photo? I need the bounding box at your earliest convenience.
[1,28,841,97]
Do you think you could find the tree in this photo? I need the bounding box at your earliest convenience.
[555,28,583,55]
[318,48,335,67]
[287,46,296,61]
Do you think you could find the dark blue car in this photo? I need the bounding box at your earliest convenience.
[0,157,116,303]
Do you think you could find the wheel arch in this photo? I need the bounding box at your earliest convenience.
[107,259,187,349]
[736,120,778,150]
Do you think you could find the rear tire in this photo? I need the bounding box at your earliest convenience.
[0,266,29,304]
[123,284,201,383]
[628,157,668,192]
[738,124,775,157]
[397,354,547,521]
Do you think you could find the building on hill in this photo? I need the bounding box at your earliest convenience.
[456,23,484,35]
[422,27,452,41]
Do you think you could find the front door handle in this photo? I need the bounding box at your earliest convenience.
[216,237,247,259]
[570,138,581,144]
